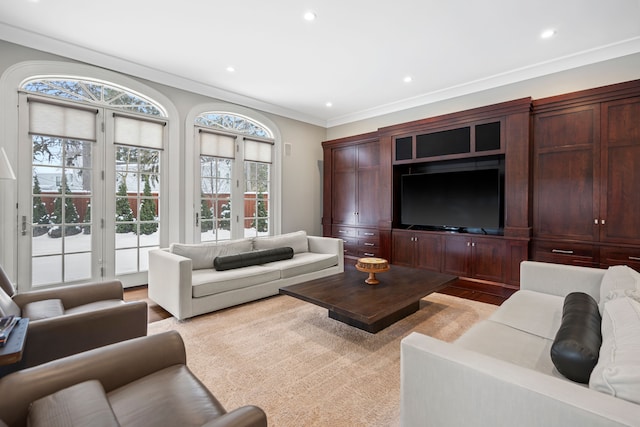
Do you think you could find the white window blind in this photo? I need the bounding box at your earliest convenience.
[244,137,273,163]
[199,129,236,159]
[28,99,97,141]
[114,114,165,149]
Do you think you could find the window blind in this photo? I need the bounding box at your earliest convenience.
[199,129,236,159]
[114,114,165,150]
[28,99,97,141]
[244,137,273,163]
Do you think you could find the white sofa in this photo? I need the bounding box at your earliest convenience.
[401,261,640,427]
[148,231,343,320]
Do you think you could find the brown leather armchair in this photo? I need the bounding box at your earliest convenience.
[0,265,147,371]
[0,331,267,427]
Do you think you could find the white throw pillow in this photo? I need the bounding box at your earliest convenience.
[253,230,308,254]
[599,265,640,314]
[589,296,640,404]
[170,239,253,270]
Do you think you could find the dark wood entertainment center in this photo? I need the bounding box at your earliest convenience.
[322,79,640,291]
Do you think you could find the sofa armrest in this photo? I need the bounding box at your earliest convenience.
[0,331,186,427]
[519,261,605,301]
[148,249,193,320]
[202,405,267,427]
[17,300,148,369]
[401,332,640,427]
[308,236,344,271]
[12,280,124,310]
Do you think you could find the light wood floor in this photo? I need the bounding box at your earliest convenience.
[124,278,510,324]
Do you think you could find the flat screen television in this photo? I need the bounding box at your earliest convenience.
[400,168,503,232]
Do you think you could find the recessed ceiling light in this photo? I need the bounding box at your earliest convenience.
[325,102,333,107]
[226,66,235,72]
[304,11,317,21]
[404,76,413,83]
[541,29,556,39]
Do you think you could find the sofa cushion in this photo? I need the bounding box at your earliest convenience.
[599,265,640,314]
[550,292,602,383]
[28,380,119,427]
[108,365,226,426]
[266,252,339,279]
[21,299,64,320]
[455,320,557,376]
[213,247,294,271]
[253,230,308,254]
[191,265,281,298]
[170,239,253,270]
[487,290,564,340]
[589,295,640,404]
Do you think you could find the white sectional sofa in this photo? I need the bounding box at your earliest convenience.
[401,261,640,427]
[148,231,343,320]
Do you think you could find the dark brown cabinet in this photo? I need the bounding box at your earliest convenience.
[391,230,443,271]
[323,132,391,261]
[443,235,506,283]
[331,141,379,227]
[532,81,640,269]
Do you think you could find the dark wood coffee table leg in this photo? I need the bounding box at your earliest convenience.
[329,300,421,333]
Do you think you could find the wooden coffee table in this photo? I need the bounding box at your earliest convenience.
[279,264,457,333]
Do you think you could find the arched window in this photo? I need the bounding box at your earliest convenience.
[195,112,275,242]
[19,76,168,288]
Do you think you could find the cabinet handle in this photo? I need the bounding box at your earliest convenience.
[466,242,470,247]
[472,242,476,247]
[338,230,347,234]
[364,252,375,257]
[629,256,640,261]
[594,219,598,224]
[552,249,574,255]
[601,219,606,225]
[364,242,374,246]
[363,232,374,236]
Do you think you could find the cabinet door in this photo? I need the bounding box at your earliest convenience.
[355,142,380,226]
[471,237,505,283]
[443,235,471,277]
[533,105,600,241]
[600,97,640,244]
[331,146,356,225]
[391,230,415,267]
[415,233,443,271]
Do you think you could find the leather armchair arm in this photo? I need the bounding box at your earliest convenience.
[17,300,147,369]
[12,280,124,310]
[0,331,185,427]
[202,405,267,427]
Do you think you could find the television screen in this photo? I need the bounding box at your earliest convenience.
[400,169,502,230]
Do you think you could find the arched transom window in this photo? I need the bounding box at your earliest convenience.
[22,77,166,117]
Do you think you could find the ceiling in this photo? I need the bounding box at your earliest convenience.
[1,0,640,127]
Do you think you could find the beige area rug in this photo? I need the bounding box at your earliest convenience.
[148,293,496,427]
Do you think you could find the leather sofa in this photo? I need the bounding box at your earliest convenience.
[0,331,267,427]
[0,266,147,370]
[148,231,343,320]
[400,261,640,426]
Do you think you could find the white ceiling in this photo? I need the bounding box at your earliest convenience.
[1,0,640,127]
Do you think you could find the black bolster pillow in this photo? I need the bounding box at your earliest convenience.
[213,247,294,271]
[550,292,602,383]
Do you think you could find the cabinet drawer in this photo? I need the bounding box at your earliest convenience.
[600,247,640,272]
[332,226,356,237]
[357,248,382,258]
[358,237,380,248]
[532,241,596,267]
[357,228,379,238]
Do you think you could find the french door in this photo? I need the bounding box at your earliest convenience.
[17,94,165,290]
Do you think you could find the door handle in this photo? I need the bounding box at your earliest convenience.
[21,216,27,236]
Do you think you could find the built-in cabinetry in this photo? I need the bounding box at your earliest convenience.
[532,80,640,270]
[322,132,391,261]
